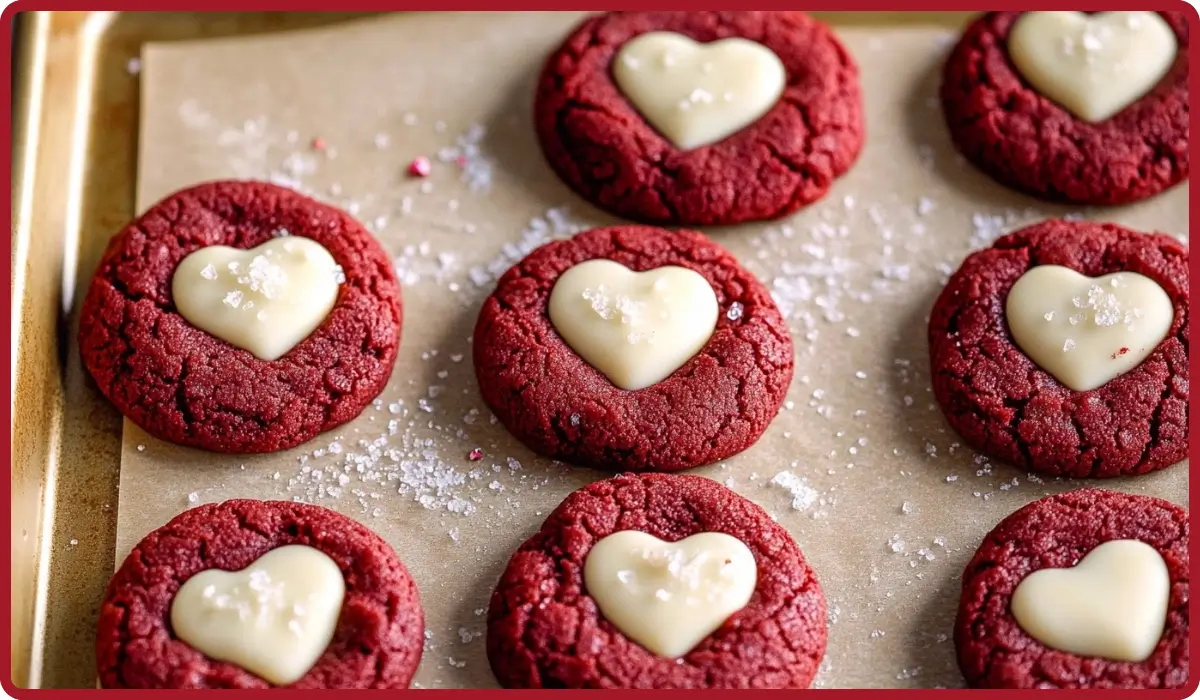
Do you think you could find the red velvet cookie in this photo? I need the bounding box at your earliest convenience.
[96,499,424,689]
[487,472,827,688]
[78,180,402,454]
[941,12,1189,205]
[534,11,864,226]
[929,219,1188,478]
[955,489,1189,689]
[473,225,792,472]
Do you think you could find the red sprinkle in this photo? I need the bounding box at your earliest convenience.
[1112,347,1130,359]
[455,155,468,168]
[311,137,326,151]
[468,448,484,461]
[408,156,432,177]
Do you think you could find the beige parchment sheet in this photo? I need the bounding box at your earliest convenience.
[117,12,1189,689]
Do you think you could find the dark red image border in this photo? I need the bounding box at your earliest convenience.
[2,2,1197,696]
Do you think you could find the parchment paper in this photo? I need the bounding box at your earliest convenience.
[119,12,1189,689]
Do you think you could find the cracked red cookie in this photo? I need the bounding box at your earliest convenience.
[473,225,793,472]
[77,180,402,454]
[534,11,864,226]
[941,12,1189,205]
[96,499,424,689]
[928,219,1188,478]
[487,472,827,688]
[955,489,1189,689]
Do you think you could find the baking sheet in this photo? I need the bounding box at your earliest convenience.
[116,12,1189,689]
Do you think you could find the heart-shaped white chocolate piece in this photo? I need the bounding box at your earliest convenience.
[583,530,756,658]
[170,545,346,685]
[548,259,719,391]
[1008,12,1177,123]
[1012,539,1169,662]
[172,237,341,361]
[613,31,786,149]
[1005,266,1173,392]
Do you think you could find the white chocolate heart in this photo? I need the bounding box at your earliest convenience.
[613,31,786,149]
[172,237,342,361]
[1008,12,1177,123]
[1012,539,1170,662]
[170,545,346,685]
[584,531,756,658]
[1005,266,1173,392]
[548,259,719,391]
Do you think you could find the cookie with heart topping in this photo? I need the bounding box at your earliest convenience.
[487,472,827,689]
[534,11,864,225]
[928,219,1188,478]
[96,499,424,689]
[77,180,402,454]
[955,489,1189,689]
[941,11,1188,205]
[472,225,792,472]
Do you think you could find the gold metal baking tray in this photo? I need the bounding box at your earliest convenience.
[10,10,975,689]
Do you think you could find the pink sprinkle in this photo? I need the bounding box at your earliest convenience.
[409,156,432,177]
[468,448,484,461]
[455,155,468,168]
[311,137,326,151]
